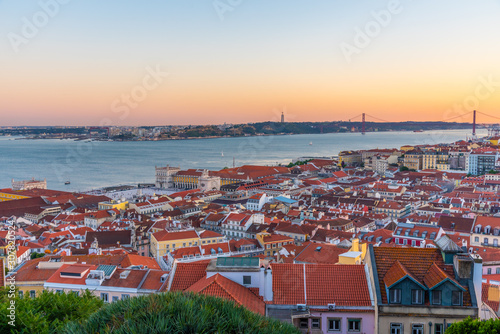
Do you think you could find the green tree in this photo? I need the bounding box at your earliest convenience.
[64,292,299,334]
[446,317,500,333]
[30,252,45,260]
[0,289,103,334]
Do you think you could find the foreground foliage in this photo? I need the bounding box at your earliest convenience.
[446,317,500,334]
[64,291,300,334]
[0,289,103,334]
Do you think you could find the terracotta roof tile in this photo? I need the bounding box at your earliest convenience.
[294,243,346,264]
[383,260,422,288]
[482,283,500,312]
[424,262,463,290]
[152,230,199,242]
[372,247,471,305]
[271,263,371,307]
[170,260,210,291]
[186,274,265,315]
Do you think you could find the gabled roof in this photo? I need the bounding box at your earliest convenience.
[185,273,265,315]
[372,247,470,305]
[383,260,425,289]
[435,235,462,252]
[424,263,464,291]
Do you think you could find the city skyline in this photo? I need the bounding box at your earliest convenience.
[1,0,500,126]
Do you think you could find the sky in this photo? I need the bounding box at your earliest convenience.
[1,0,500,126]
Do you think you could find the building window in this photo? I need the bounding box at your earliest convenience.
[389,288,401,304]
[390,323,403,334]
[299,318,308,328]
[112,296,119,302]
[432,290,442,305]
[122,294,130,299]
[475,237,479,242]
[484,238,489,245]
[101,293,109,303]
[435,323,444,334]
[452,291,462,306]
[412,289,424,304]
[56,290,63,294]
[412,324,424,334]
[243,276,251,285]
[311,318,320,329]
[347,319,361,332]
[328,318,341,331]
[496,268,500,274]
[488,268,492,275]
[30,290,36,298]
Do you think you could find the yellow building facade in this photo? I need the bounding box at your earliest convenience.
[98,200,129,211]
[150,230,200,259]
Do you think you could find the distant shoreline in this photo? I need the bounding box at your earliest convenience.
[7,125,475,142]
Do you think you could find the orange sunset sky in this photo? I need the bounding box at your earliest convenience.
[1,0,500,126]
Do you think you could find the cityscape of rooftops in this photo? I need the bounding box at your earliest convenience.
[1,1,500,333]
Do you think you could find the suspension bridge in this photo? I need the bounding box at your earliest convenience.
[348,110,500,136]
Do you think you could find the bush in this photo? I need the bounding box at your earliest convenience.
[446,317,500,333]
[64,292,299,334]
[0,289,103,334]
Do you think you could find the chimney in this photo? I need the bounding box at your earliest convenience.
[471,254,483,307]
[264,266,273,302]
[351,238,359,252]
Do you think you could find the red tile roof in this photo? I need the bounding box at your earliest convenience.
[482,283,500,312]
[152,230,199,242]
[169,260,210,291]
[140,270,169,291]
[372,247,470,305]
[271,263,371,307]
[383,260,420,288]
[424,262,463,290]
[199,230,223,239]
[186,273,265,315]
[46,264,96,285]
[120,254,160,270]
[293,243,346,264]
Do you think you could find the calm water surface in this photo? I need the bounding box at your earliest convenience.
[0,129,484,192]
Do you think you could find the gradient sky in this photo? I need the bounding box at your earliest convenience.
[1,0,500,126]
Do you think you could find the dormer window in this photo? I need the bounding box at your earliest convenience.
[411,289,424,304]
[485,226,491,234]
[432,290,442,305]
[389,288,401,304]
[475,225,482,233]
[452,291,462,306]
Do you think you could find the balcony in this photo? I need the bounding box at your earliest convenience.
[482,243,500,248]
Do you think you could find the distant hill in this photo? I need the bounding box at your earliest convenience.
[168,121,472,138]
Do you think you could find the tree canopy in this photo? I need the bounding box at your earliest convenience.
[64,292,299,334]
[446,317,500,334]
